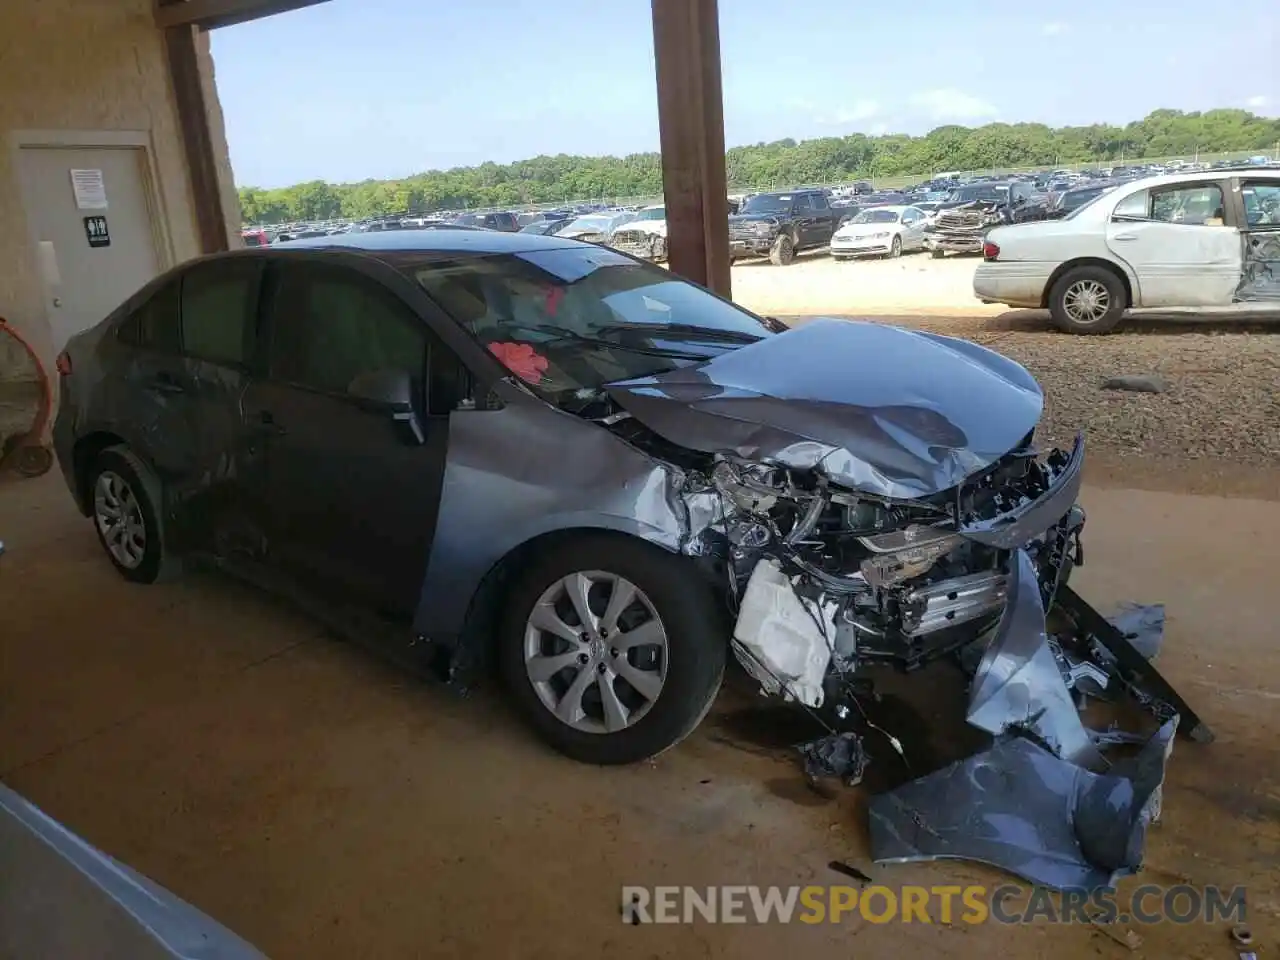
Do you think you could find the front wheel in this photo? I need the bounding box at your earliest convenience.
[651,236,668,262]
[887,235,902,259]
[499,535,726,765]
[87,446,182,583]
[1048,266,1127,334]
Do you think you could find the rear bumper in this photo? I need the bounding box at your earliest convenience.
[972,261,1054,308]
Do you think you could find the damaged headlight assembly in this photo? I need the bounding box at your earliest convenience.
[705,441,1212,893]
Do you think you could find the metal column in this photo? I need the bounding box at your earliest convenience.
[651,0,731,298]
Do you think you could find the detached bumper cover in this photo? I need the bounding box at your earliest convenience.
[868,717,1177,891]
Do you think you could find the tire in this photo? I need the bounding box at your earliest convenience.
[1048,265,1127,334]
[87,445,182,584]
[887,235,902,259]
[651,236,668,262]
[498,534,726,765]
[769,232,796,266]
[930,248,946,259]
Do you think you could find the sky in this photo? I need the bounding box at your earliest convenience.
[210,0,1280,188]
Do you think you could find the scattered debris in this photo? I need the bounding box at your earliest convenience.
[1231,923,1254,947]
[796,732,869,786]
[1086,911,1144,950]
[827,861,873,886]
[1108,602,1165,660]
[1101,374,1167,394]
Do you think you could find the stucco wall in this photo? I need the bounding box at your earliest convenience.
[0,0,239,384]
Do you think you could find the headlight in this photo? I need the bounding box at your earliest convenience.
[858,525,962,588]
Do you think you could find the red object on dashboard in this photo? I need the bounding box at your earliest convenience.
[487,341,549,384]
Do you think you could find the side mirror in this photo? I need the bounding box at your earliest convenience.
[347,368,424,444]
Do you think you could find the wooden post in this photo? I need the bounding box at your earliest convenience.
[651,0,731,297]
[164,23,230,254]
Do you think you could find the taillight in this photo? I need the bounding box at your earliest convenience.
[982,240,1000,261]
[55,351,72,376]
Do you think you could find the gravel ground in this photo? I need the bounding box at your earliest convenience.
[783,312,1280,474]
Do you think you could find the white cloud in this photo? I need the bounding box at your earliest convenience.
[909,89,999,123]
[869,122,889,137]
[816,99,881,126]
[1246,94,1269,108]
[1041,20,1069,35]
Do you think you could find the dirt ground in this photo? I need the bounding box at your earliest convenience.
[2,462,1280,958]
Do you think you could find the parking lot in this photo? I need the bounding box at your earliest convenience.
[4,267,1280,954]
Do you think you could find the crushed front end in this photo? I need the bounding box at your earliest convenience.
[924,201,1006,255]
[705,433,1211,891]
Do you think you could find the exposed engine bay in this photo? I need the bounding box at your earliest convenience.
[614,415,1214,892]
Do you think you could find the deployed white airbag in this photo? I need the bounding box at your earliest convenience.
[732,558,834,707]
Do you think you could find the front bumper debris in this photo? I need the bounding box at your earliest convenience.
[860,546,1210,891]
[868,717,1178,890]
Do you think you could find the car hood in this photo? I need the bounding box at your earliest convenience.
[835,222,900,237]
[603,318,1044,499]
[617,220,667,236]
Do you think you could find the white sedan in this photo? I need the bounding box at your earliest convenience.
[830,205,930,260]
[973,169,1280,333]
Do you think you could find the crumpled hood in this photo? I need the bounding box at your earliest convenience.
[728,212,782,226]
[603,317,1044,499]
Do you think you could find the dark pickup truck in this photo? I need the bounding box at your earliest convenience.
[923,180,1050,257]
[727,189,836,265]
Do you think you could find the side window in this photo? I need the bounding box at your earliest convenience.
[1149,183,1226,226]
[811,193,830,211]
[1112,189,1149,220]
[1241,181,1280,227]
[267,263,429,398]
[179,260,259,365]
[117,280,180,352]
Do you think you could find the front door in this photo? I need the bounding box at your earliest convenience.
[1106,179,1241,307]
[17,146,162,351]
[242,260,450,619]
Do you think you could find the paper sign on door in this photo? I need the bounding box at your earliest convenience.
[69,169,108,210]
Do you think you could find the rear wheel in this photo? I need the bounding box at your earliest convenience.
[770,233,796,266]
[88,446,182,584]
[1048,266,1127,334]
[499,535,726,765]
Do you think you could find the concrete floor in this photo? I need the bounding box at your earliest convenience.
[2,471,1279,958]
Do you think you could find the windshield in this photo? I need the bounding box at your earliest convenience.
[850,208,900,224]
[1061,188,1106,211]
[407,247,774,396]
[563,215,613,233]
[634,207,666,221]
[949,184,1009,203]
[741,194,793,215]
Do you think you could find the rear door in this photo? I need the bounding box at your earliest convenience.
[901,207,926,248]
[241,258,453,619]
[109,258,261,546]
[1106,179,1240,307]
[1235,177,1280,302]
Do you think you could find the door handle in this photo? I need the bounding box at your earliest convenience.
[253,410,287,436]
[1112,233,1138,241]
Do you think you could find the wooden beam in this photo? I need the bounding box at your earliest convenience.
[651,0,730,297]
[155,0,330,30]
[164,25,230,253]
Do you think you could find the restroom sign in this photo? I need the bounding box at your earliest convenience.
[84,215,111,248]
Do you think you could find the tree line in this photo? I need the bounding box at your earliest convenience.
[237,108,1280,225]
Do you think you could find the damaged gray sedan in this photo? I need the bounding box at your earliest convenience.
[53,231,1210,869]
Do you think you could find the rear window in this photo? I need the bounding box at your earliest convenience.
[117,281,180,352]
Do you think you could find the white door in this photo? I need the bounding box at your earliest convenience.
[17,146,162,351]
[1106,180,1240,307]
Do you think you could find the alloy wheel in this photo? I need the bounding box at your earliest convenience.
[1062,279,1111,325]
[93,470,147,569]
[523,570,668,734]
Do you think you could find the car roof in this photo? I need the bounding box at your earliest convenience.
[271,228,584,256]
[1119,169,1280,191]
